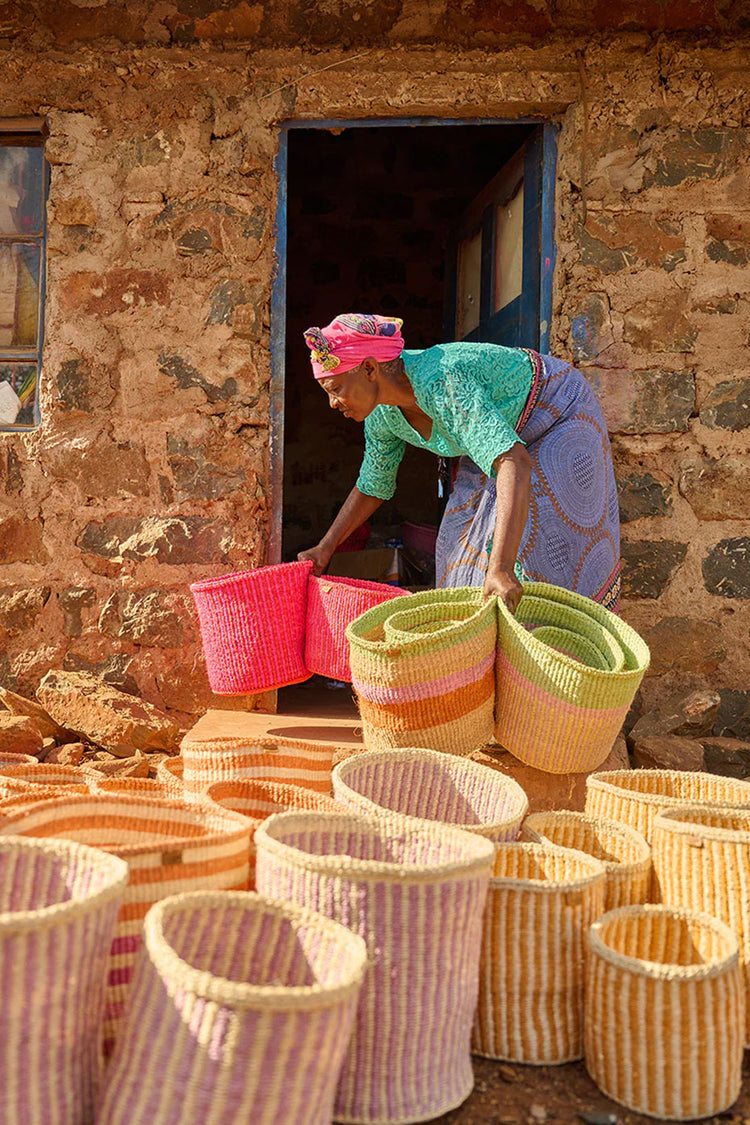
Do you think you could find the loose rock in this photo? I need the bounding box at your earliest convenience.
[42,742,85,766]
[0,685,71,741]
[631,734,705,772]
[628,689,721,747]
[83,754,150,778]
[0,715,44,757]
[701,737,750,780]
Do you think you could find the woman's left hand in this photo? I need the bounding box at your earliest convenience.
[484,565,523,614]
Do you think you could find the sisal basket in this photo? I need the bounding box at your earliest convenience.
[473,841,606,1064]
[154,755,185,798]
[347,587,497,757]
[255,809,494,1124]
[305,573,407,682]
[585,904,744,1120]
[190,560,313,694]
[494,582,649,773]
[585,769,750,844]
[0,751,40,767]
[0,793,251,1059]
[332,746,528,842]
[652,804,750,1044]
[91,776,179,799]
[180,733,335,798]
[0,762,98,796]
[522,811,651,910]
[99,891,367,1125]
[0,836,127,1124]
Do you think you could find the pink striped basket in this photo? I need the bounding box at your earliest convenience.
[255,810,494,1124]
[98,892,367,1125]
[305,574,408,682]
[190,560,313,694]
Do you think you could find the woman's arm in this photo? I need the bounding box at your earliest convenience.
[484,443,532,611]
[297,487,384,576]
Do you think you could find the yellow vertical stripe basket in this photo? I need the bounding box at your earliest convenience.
[522,811,652,910]
[585,905,745,1120]
[473,841,606,1064]
[346,588,497,757]
[585,769,750,844]
[652,804,750,1044]
[180,734,335,798]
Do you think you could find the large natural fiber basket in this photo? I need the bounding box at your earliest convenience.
[180,732,335,798]
[585,769,750,844]
[653,804,750,1043]
[0,794,251,1058]
[99,891,367,1125]
[190,560,313,694]
[333,747,528,842]
[306,573,407,682]
[347,587,497,757]
[255,809,494,1124]
[494,583,649,773]
[473,841,606,1064]
[585,905,744,1120]
[0,836,127,1125]
[522,811,651,910]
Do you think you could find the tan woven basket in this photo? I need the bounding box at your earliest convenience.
[180,734,335,798]
[99,891,367,1125]
[522,811,651,910]
[473,841,606,1064]
[0,762,98,800]
[154,756,185,798]
[585,904,744,1120]
[584,769,750,844]
[90,776,178,799]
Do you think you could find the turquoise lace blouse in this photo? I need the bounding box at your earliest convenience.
[355,342,533,500]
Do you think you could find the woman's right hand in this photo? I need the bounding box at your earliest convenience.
[297,544,332,577]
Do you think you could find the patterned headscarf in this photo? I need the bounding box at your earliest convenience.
[304,313,405,379]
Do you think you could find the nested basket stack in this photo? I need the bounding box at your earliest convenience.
[473,842,606,1064]
[0,837,128,1125]
[332,746,528,841]
[99,892,368,1125]
[522,811,652,910]
[347,588,497,757]
[305,573,407,681]
[652,804,750,1043]
[180,733,335,799]
[494,583,650,774]
[255,810,494,1124]
[0,793,252,1058]
[585,905,745,1120]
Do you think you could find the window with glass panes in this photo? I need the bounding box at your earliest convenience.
[0,119,48,430]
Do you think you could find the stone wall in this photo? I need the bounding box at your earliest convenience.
[0,6,748,729]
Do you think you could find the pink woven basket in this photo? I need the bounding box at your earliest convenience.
[305,574,408,682]
[190,561,313,694]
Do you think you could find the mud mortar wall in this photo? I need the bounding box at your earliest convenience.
[0,22,747,728]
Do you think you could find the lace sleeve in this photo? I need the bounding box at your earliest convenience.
[428,360,525,477]
[355,412,406,500]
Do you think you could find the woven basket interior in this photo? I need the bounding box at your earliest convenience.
[491,842,602,883]
[524,812,648,865]
[596,909,733,968]
[592,770,750,804]
[208,780,340,819]
[0,840,119,910]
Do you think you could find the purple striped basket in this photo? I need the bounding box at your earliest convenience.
[255,810,494,1124]
[190,561,313,694]
[305,574,408,682]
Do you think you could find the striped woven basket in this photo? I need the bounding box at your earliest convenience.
[0,751,39,767]
[585,905,744,1119]
[473,841,606,1064]
[255,810,494,1124]
[190,560,313,694]
[347,587,497,757]
[332,747,528,842]
[0,793,251,1059]
[494,582,650,774]
[305,573,407,682]
[0,836,128,1125]
[99,891,367,1125]
[180,733,335,798]
[154,756,185,798]
[0,762,97,796]
[652,804,750,1044]
[522,811,652,910]
[585,769,750,844]
[91,776,178,799]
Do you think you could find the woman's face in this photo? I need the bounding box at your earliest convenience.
[318,362,378,422]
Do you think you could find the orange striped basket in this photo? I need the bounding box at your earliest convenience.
[585,905,744,1119]
[0,751,40,768]
[154,756,185,798]
[473,842,606,1064]
[90,776,177,799]
[0,793,251,1059]
[180,733,335,798]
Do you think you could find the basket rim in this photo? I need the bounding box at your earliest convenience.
[345,586,485,650]
[586,769,750,807]
[309,573,408,596]
[523,810,651,866]
[190,558,313,595]
[654,803,750,843]
[180,734,338,756]
[488,840,607,890]
[145,890,367,1010]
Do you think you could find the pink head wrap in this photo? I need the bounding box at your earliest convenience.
[304,313,405,379]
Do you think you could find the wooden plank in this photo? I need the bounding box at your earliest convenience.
[185,707,365,750]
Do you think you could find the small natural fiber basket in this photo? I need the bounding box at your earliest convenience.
[473,841,606,1064]
[190,560,313,694]
[653,804,750,1043]
[0,762,97,799]
[585,769,750,844]
[585,904,744,1120]
[0,793,252,1058]
[522,811,651,910]
[305,573,407,682]
[98,891,367,1125]
[0,836,128,1125]
[332,746,528,842]
[90,776,178,799]
[255,809,494,1124]
[347,587,497,757]
[154,755,185,798]
[180,732,335,798]
[0,751,40,768]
